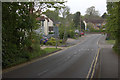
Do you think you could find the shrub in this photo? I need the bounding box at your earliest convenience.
[46,37,56,46]
[47,40,56,46]
[59,40,63,43]
[49,32,54,34]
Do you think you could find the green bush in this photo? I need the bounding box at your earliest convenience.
[49,32,54,34]
[45,37,56,46]
[47,40,56,46]
[68,30,75,38]
[59,40,63,43]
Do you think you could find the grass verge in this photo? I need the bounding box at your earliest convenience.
[43,48,61,54]
[3,48,61,69]
[106,40,115,44]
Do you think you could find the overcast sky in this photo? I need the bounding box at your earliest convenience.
[65,0,107,16]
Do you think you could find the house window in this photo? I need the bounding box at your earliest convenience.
[49,27,53,32]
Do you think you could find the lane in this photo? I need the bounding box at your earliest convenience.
[3,34,102,78]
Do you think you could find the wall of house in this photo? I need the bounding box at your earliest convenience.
[83,21,87,30]
[44,19,48,35]
[48,19,54,32]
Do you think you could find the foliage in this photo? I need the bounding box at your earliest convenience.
[85,6,100,17]
[67,29,75,38]
[44,9,60,22]
[45,37,63,46]
[59,24,65,39]
[43,48,60,54]
[106,2,120,54]
[2,2,36,68]
[73,12,80,28]
[35,2,65,15]
[59,6,70,18]
[49,32,54,34]
[84,6,101,22]
[106,40,115,45]
[2,2,65,68]
[46,37,56,46]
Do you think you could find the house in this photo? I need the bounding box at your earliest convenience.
[83,19,106,30]
[83,20,87,30]
[36,14,54,35]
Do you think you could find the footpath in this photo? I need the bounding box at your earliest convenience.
[95,35,120,78]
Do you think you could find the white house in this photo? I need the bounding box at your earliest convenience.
[83,20,87,30]
[36,14,54,35]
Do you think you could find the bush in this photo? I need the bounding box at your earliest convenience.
[47,40,56,46]
[68,30,75,38]
[46,37,56,46]
[49,32,54,34]
[59,40,63,43]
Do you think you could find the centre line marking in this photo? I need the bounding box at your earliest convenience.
[86,48,100,79]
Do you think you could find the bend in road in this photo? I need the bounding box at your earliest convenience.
[3,34,102,78]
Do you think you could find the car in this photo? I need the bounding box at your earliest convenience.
[80,32,84,35]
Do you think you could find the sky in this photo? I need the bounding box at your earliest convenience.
[65,0,107,16]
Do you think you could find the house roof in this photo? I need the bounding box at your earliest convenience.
[36,16,49,22]
[84,19,105,24]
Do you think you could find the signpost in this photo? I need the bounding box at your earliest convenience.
[54,22,59,49]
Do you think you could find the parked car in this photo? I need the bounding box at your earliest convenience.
[80,32,84,35]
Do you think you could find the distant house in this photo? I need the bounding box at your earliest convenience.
[36,14,54,35]
[84,19,106,30]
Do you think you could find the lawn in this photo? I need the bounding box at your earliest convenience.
[43,48,61,54]
[106,40,115,44]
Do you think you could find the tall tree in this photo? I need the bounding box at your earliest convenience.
[106,2,120,53]
[2,2,65,68]
[44,9,59,22]
[85,6,100,16]
[84,6,100,20]
[59,6,70,43]
[73,11,80,28]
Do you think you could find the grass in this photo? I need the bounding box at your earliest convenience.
[3,48,61,69]
[43,48,61,54]
[106,40,115,44]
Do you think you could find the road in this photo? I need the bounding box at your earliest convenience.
[3,34,102,78]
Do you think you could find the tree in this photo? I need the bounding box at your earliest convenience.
[73,11,80,28]
[84,6,101,20]
[59,6,70,43]
[106,2,120,53]
[2,2,36,68]
[2,2,65,68]
[44,9,60,22]
[85,6,100,16]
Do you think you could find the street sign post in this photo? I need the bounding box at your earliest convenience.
[54,24,59,49]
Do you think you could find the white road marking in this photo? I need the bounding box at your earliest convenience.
[38,70,48,76]
[86,48,100,79]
